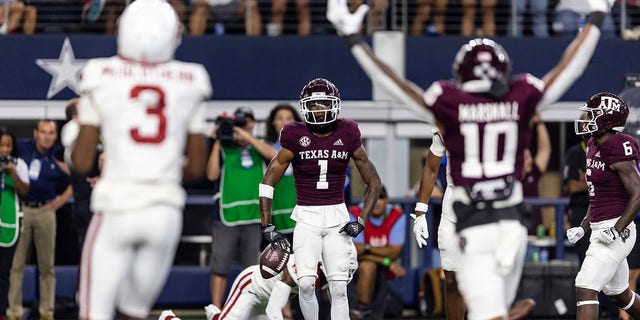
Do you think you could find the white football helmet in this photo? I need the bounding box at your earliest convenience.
[117,0,182,63]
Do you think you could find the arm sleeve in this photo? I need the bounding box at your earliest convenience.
[16,158,29,184]
[60,121,80,148]
[188,102,207,134]
[77,61,102,126]
[350,45,436,124]
[537,27,601,110]
[430,131,446,157]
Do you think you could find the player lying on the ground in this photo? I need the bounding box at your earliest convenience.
[159,249,358,320]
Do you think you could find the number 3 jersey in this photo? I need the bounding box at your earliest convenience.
[585,133,639,223]
[425,74,544,189]
[77,57,212,212]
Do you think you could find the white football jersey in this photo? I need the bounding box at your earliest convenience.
[78,56,212,211]
[430,128,455,222]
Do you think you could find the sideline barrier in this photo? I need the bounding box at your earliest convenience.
[19,197,569,307]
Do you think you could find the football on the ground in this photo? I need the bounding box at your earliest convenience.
[260,244,290,279]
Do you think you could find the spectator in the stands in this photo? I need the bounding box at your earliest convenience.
[522,114,551,234]
[461,0,497,36]
[0,127,29,320]
[349,185,406,320]
[508,0,549,37]
[553,0,616,37]
[267,0,311,35]
[7,119,72,320]
[189,0,261,35]
[0,0,36,34]
[410,0,448,35]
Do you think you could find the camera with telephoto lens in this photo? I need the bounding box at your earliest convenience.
[215,111,249,147]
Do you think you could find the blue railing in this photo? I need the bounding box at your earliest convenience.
[183,195,570,268]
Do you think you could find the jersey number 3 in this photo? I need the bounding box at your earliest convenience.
[130,85,166,144]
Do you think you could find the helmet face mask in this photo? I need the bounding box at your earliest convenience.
[299,78,341,133]
[575,92,629,137]
[300,96,340,125]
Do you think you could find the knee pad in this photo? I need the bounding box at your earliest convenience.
[298,276,316,300]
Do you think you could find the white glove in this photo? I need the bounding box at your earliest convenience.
[587,0,615,13]
[326,0,369,36]
[595,227,619,245]
[158,310,179,320]
[205,304,221,320]
[410,213,429,248]
[566,227,585,244]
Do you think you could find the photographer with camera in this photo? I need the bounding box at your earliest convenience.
[0,127,28,320]
[206,106,277,308]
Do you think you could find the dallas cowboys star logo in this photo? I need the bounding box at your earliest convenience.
[36,37,87,99]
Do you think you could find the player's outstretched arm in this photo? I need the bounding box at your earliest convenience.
[352,145,382,222]
[538,0,615,109]
[326,0,434,124]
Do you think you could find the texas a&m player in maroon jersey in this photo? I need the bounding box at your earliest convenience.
[258,78,382,320]
[326,0,614,318]
[566,93,640,320]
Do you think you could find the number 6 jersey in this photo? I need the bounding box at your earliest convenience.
[585,133,640,223]
[77,57,212,212]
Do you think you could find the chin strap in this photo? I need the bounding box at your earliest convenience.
[307,121,337,134]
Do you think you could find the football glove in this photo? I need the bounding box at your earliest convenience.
[205,304,221,320]
[566,227,585,244]
[262,224,291,251]
[326,0,369,36]
[410,213,429,248]
[340,216,366,237]
[595,227,618,244]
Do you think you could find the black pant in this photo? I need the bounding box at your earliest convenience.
[0,243,17,316]
[72,199,94,251]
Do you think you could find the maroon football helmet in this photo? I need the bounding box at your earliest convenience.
[452,38,511,96]
[299,78,341,133]
[575,92,629,137]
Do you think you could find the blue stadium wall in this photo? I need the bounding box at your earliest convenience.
[0,35,639,101]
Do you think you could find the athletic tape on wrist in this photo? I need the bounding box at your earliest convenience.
[259,183,274,199]
[414,202,429,213]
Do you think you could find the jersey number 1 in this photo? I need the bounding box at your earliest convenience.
[130,85,166,144]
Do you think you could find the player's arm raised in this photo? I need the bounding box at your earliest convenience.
[352,145,382,222]
[326,0,434,125]
[538,0,614,109]
[259,147,295,250]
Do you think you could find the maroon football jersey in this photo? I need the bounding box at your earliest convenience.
[426,74,544,188]
[585,133,640,222]
[280,119,362,206]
